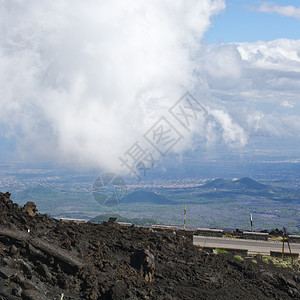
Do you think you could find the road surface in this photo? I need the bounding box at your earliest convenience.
[193,236,300,255]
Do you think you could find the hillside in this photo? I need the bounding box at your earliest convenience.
[13,185,88,212]
[0,192,299,299]
[195,177,299,203]
[202,177,267,190]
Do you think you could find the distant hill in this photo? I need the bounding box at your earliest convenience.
[202,177,267,191]
[88,213,161,226]
[13,185,62,208]
[233,177,266,190]
[123,191,174,205]
[202,178,227,189]
[12,184,90,213]
[15,185,59,199]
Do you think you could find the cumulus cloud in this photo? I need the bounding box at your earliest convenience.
[207,109,247,148]
[196,38,300,138]
[198,38,300,99]
[0,0,226,171]
[246,111,300,138]
[236,39,300,72]
[200,44,242,89]
[1,0,299,172]
[257,2,300,20]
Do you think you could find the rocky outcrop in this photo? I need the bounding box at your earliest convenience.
[23,202,38,216]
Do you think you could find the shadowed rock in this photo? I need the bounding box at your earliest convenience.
[130,249,155,282]
[23,202,38,216]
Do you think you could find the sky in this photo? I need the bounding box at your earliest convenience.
[0,0,299,173]
[205,0,300,43]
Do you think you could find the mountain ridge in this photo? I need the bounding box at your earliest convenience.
[202,177,267,190]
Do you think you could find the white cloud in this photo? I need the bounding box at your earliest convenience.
[195,38,300,139]
[202,39,300,96]
[280,101,294,108]
[257,2,300,20]
[0,0,226,171]
[208,109,248,148]
[246,111,300,137]
[198,39,300,98]
[236,39,300,72]
[1,0,300,171]
[200,44,242,89]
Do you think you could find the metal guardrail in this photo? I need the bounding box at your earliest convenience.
[289,235,300,243]
[197,228,223,237]
[243,231,269,241]
[60,218,87,223]
[151,225,179,230]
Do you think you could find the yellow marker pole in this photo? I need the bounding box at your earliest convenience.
[184,205,186,230]
[282,227,285,260]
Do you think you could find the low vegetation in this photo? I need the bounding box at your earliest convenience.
[234,255,244,262]
[215,248,229,254]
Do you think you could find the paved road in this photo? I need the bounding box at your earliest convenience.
[193,236,300,255]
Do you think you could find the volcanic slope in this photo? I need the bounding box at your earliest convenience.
[0,192,299,299]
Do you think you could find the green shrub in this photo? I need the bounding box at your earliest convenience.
[234,255,244,262]
[215,248,229,254]
[276,263,287,268]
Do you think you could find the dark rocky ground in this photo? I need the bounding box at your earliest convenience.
[0,192,299,299]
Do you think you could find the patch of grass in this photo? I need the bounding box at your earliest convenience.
[278,263,288,268]
[260,256,300,271]
[234,255,244,262]
[252,259,258,264]
[215,248,229,254]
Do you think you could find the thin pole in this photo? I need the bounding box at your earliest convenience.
[250,213,253,232]
[285,228,293,264]
[282,227,285,260]
[184,205,186,230]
